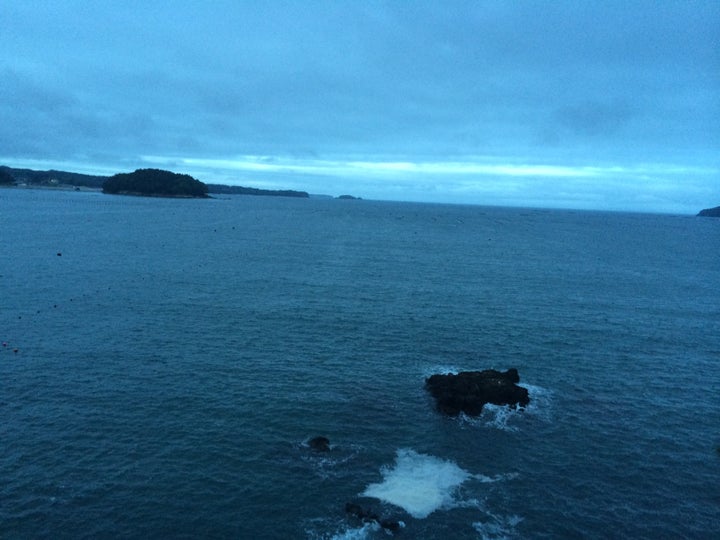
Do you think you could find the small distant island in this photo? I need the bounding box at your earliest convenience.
[697,206,720,218]
[336,194,362,200]
[102,168,209,198]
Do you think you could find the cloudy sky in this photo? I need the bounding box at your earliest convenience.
[2,1,718,212]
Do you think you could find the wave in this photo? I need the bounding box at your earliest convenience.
[455,383,553,431]
[473,512,524,540]
[421,364,463,377]
[330,522,379,540]
[520,383,553,419]
[361,449,473,519]
[305,520,380,540]
[297,439,363,480]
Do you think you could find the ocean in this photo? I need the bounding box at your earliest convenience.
[1,188,719,539]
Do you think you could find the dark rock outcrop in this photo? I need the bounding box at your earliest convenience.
[345,502,401,533]
[697,206,720,217]
[425,368,529,416]
[307,436,331,452]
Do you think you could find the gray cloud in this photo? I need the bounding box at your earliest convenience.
[1,0,718,211]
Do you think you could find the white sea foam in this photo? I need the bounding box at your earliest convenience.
[431,365,461,375]
[299,443,362,480]
[478,403,522,431]
[473,512,523,540]
[474,471,519,483]
[361,449,472,519]
[305,521,379,540]
[456,382,553,431]
[329,522,379,540]
[521,383,553,416]
[421,364,461,379]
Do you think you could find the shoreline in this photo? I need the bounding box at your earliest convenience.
[1,183,102,193]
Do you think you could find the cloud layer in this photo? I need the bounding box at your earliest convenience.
[1,1,718,212]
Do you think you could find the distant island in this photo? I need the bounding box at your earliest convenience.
[697,206,720,218]
[336,194,362,200]
[103,168,208,198]
[0,165,315,198]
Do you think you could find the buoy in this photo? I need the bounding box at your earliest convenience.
[57,252,62,256]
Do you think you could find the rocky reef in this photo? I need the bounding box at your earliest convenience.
[345,501,402,533]
[307,436,331,452]
[425,368,529,416]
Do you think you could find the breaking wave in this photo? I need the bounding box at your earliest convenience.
[473,512,524,540]
[361,449,472,519]
[455,382,553,431]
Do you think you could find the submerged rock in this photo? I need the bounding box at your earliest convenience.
[425,368,529,416]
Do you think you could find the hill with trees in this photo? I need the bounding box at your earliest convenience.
[0,168,15,185]
[0,165,106,187]
[102,168,208,198]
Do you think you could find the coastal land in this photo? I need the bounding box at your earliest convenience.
[0,165,314,199]
[697,206,720,217]
[102,169,208,198]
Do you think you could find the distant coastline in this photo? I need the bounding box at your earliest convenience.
[0,165,317,199]
[206,183,308,198]
[697,206,720,218]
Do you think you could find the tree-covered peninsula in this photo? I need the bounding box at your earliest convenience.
[102,168,208,198]
[697,206,720,217]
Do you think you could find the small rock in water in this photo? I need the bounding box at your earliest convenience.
[345,501,401,533]
[308,436,330,452]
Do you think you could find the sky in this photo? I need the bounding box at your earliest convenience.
[1,0,718,213]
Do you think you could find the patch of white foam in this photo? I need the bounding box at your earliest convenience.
[330,522,379,540]
[361,449,472,519]
[305,521,378,540]
[299,441,363,479]
[474,471,519,483]
[473,512,524,540]
[422,364,461,378]
[521,383,553,419]
[457,383,553,431]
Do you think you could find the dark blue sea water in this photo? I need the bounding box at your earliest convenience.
[2,188,719,539]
